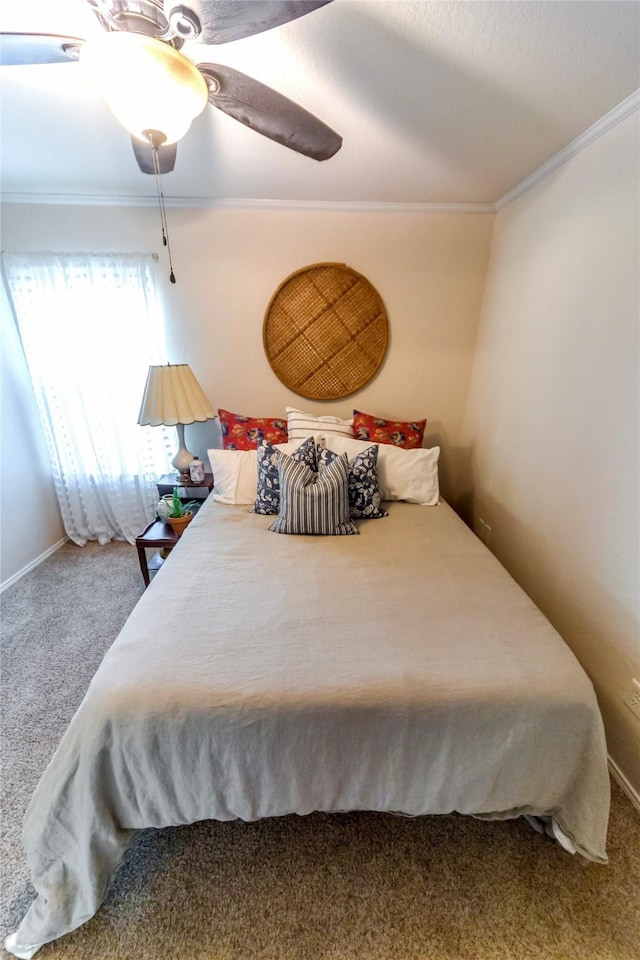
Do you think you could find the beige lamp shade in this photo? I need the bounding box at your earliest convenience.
[138,364,215,479]
[138,364,214,426]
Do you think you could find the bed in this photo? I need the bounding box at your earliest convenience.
[5,491,610,958]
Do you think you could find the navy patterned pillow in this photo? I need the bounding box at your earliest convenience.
[269,453,359,536]
[317,443,388,519]
[253,435,318,515]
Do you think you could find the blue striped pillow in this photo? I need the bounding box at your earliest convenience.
[269,452,359,536]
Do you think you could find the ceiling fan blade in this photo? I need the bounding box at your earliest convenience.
[165,1,333,45]
[130,137,178,175]
[0,33,84,65]
[198,63,341,161]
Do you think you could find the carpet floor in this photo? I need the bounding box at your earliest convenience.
[1,541,639,960]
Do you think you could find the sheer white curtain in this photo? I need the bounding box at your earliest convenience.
[2,252,174,545]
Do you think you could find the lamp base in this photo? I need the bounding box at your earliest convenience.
[172,423,195,481]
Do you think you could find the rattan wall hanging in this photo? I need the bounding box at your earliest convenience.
[263,262,389,401]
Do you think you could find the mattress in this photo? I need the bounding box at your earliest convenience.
[5,498,610,958]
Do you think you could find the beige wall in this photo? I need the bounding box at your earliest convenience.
[460,113,640,794]
[0,202,493,585]
[0,282,65,587]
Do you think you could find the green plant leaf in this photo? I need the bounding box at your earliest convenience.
[168,487,199,518]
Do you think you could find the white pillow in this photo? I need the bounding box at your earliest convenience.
[321,436,440,505]
[207,449,257,504]
[208,440,319,505]
[286,406,354,443]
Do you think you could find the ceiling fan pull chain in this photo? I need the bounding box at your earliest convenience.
[151,140,176,284]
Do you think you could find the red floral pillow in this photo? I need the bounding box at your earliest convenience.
[218,408,288,450]
[352,410,426,449]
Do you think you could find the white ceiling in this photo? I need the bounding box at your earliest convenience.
[1,0,639,205]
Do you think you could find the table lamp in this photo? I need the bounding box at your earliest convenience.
[138,363,215,480]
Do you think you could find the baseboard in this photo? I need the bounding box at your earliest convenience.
[0,537,68,594]
[608,754,640,813]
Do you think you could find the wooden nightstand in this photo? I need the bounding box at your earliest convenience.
[156,473,214,497]
[135,474,214,587]
[135,519,179,588]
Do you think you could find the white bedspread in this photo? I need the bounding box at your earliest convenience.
[6,499,610,957]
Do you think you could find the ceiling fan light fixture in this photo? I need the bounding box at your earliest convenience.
[79,31,208,145]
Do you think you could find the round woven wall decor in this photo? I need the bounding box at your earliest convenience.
[263,262,389,401]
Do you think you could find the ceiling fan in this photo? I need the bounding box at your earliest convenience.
[0,0,343,175]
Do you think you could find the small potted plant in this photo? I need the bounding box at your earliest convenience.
[165,487,199,537]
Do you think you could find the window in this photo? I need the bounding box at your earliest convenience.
[2,252,173,544]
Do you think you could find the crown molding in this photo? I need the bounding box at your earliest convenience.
[203,198,495,214]
[496,89,640,210]
[0,194,495,213]
[2,91,637,214]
